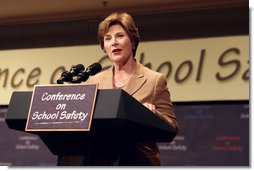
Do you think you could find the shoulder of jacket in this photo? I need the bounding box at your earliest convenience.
[89,66,111,79]
[140,64,164,78]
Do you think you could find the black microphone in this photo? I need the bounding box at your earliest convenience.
[57,64,85,84]
[69,64,85,76]
[71,63,102,83]
[56,71,72,84]
[85,62,102,76]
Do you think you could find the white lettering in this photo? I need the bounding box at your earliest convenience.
[41,92,86,101]
[60,110,88,121]
[31,111,59,120]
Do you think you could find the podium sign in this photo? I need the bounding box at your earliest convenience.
[25,84,98,131]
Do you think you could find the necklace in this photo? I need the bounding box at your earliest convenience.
[113,79,127,89]
[113,64,134,89]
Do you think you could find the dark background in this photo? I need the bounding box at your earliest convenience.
[0,6,248,50]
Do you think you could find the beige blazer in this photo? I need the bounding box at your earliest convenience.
[86,61,178,165]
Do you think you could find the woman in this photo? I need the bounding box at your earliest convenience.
[87,12,178,166]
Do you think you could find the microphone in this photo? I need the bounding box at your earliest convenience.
[85,62,102,76]
[57,64,85,84]
[71,63,102,83]
[56,71,72,84]
[69,64,85,76]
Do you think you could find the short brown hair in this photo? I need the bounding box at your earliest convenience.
[98,12,140,57]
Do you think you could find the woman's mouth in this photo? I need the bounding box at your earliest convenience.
[112,49,122,54]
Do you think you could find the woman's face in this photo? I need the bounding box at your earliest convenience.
[103,24,133,64]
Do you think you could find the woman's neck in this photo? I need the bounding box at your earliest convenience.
[113,58,136,88]
[113,57,136,76]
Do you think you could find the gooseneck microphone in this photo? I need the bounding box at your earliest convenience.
[57,64,85,84]
[72,63,102,83]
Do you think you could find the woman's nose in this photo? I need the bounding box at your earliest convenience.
[112,37,118,46]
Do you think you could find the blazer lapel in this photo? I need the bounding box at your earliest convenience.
[125,62,147,96]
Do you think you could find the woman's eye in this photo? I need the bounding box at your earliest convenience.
[118,34,124,38]
[105,37,111,41]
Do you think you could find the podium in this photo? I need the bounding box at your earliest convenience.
[5,89,176,165]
